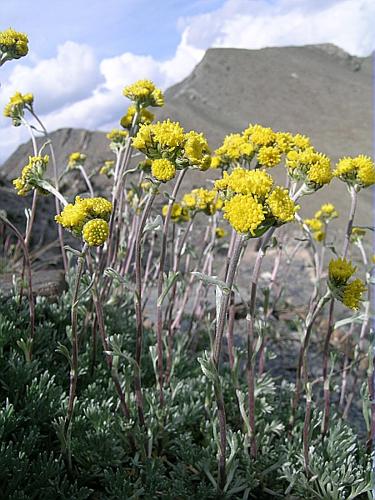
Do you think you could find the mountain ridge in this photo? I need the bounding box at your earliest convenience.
[1,44,372,223]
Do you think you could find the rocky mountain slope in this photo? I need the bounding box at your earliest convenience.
[1,44,373,224]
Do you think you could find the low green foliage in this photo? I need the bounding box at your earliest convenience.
[0,293,371,499]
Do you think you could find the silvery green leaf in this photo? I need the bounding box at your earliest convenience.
[198,352,219,384]
[104,268,135,292]
[144,215,162,233]
[64,245,85,257]
[216,285,223,328]
[191,272,230,293]
[55,342,72,367]
[334,314,365,329]
[157,271,180,307]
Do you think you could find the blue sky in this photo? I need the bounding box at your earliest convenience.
[1,0,374,161]
[0,0,225,60]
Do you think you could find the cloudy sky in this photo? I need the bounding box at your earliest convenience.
[0,0,374,162]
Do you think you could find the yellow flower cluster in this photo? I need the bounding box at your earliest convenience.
[215,227,227,239]
[286,147,332,187]
[99,160,115,177]
[123,79,164,108]
[314,203,338,220]
[133,120,210,171]
[162,203,189,223]
[266,187,299,222]
[351,226,366,243]
[184,131,211,170]
[0,28,28,63]
[214,133,254,166]
[151,158,176,182]
[342,279,366,310]
[216,167,298,236]
[215,168,273,198]
[304,203,338,242]
[56,196,112,246]
[13,155,49,196]
[3,92,34,125]
[82,219,110,247]
[328,258,356,284]
[107,129,129,145]
[328,257,365,310]
[68,152,86,170]
[243,124,276,147]
[133,120,184,156]
[120,105,155,129]
[333,155,375,188]
[182,188,222,215]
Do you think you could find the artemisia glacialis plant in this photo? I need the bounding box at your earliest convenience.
[2,28,374,497]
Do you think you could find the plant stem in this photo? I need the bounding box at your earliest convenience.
[246,229,274,457]
[290,292,330,426]
[64,244,87,471]
[0,213,35,339]
[134,191,157,426]
[155,169,187,405]
[321,298,335,436]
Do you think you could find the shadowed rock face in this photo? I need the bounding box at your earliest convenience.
[1,44,373,223]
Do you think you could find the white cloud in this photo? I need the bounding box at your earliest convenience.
[0,42,102,115]
[1,0,374,164]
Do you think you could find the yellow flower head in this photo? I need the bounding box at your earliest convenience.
[68,151,86,169]
[304,218,323,232]
[4,91,34,124]
[151,158,176,182]
[351,226,366,240]
[184,131,211,170]
[342,279,366,310]
[215,133,254,163]
[313,230,325,242]
[210,156,222,169]
[107,128,129,146]
[0,28,28,62]
[223,194,265,235]
[257,146,282,168]
[99,160,115,176]
[244,124,276,147]
[286,147,332,187]
[55,196,112,234]
[275,132,294,153]
[182,188,220,215]
[328,258,356,284]
[12,155,49,196]
[266,187,299,222]
[152,120,185,148]
[82,219,109,247]
[333,155,375,188]
[215,167,273,198]
[120,105,155,129]
[292,134,311,150]
[133,120,185,161]
[123,79,164,107]
[162,202,189,223]
[306,153,332,186]
[215,227,227,239]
